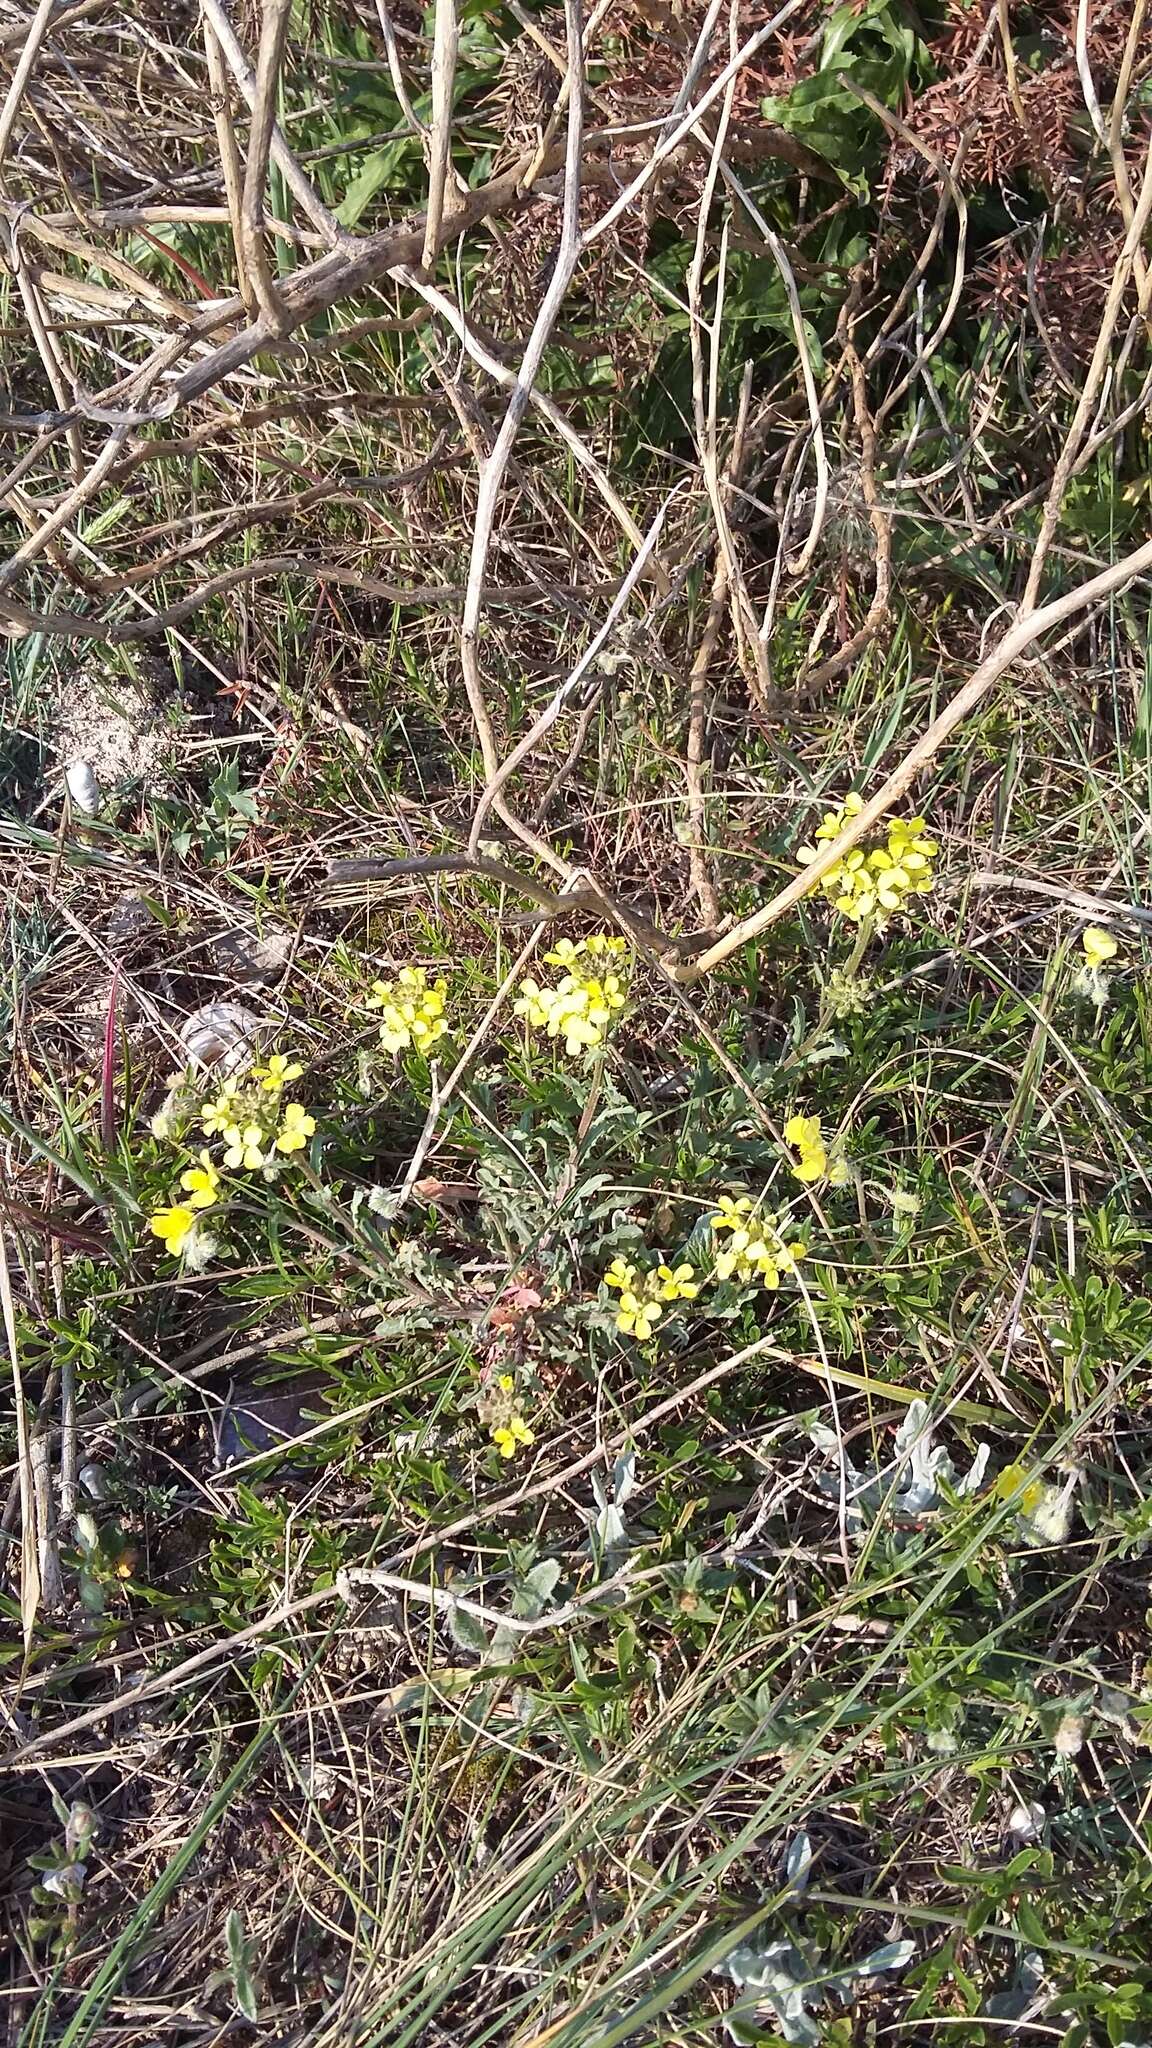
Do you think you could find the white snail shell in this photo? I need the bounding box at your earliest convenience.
[64,759,102,815]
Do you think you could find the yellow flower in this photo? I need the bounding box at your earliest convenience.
[783,1113,828,1184]
[783,1114,821,1152]
[551,988,603,1055]
[368,968,448,1055]
[616,1291,663,1340]
[201,1079,240,1137]
[655,1262,698,1301]
[604,1256,638,1293]
[222,1122,266,1170]
[149,1204,197,1257]
[514,979,553,1029]
[1082,926,1118,969]
[993,1463,1045,1518]
[749,1246,783,1289]
[179,1150,221,1210]
[253,1053,303,1094]
[517,945,629,1056]
[797,791,864,866]
[713,1211,805,1289]
[710,1195,754,1233]
[886,816,938,876]
[716,1228,773,1284]
[714,1244,747,1282]
[274,1102,316,1154]
[800,798,937,929]
[498,1373,515,1392]
[492,1415,535,1458]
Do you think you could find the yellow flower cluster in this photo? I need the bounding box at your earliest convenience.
[784,1113,849,1187]
[489,1373,536,1459]
[604,1254,698,1340]
[600,1198,809,1341]
[200,1064,315,1167]
[799,792,938,927]
[515,935,629,1056]
[367,966,448,1056]
[149,1050,315,1261]
[710,1196,806,1289]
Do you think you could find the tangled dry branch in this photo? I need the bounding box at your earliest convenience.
[1,0,1151,978]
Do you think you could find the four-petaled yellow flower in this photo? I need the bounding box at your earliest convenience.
[254,1053,304,1093]
[711,1195,753,1231]
[604,1256,639,1293]
[274,1102,316,1154]
[513,979,552,1029]
[1082,926,1118,969]
[783,1114,850,1188]
[655,1262,698,1301]
[179,1150,220,1209]
[223,1122,266,1170]
[492,1415,535,1458]
[616,1291,663,1340]
[150,1204,198,1257]
[201,1079,240,1137]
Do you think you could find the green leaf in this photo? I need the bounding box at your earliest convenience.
[513,1558,562,1618]
[446,1603,490,1655]
[337,143,410,228]
[760,0,928,190]
[1015,1898,1046,1946]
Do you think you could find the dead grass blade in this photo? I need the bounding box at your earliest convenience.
[0,1225,40,1652]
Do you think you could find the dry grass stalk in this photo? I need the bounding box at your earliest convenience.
[238,0,295,330]
[422,0,459,270]
[0,1227,41,1649]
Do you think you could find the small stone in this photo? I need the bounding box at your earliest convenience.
[210,926,293,985]
[78,1462,109,1501]
[106,895,154,953]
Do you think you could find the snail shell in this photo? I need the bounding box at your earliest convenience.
[178,1001,264,1073]
[64,759,103,815]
